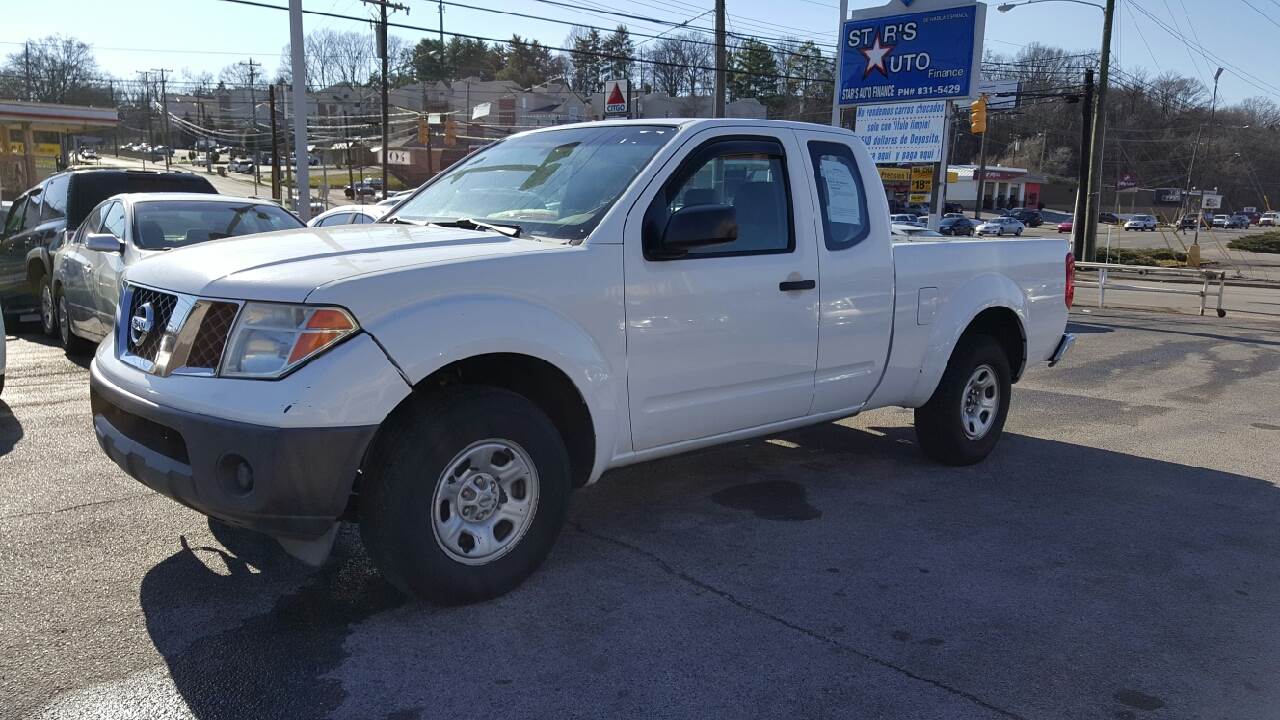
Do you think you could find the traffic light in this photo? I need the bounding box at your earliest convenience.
[444,118,458,146]
[417,115,428,145]
[970,95,988,135]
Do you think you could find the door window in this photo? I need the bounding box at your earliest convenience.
[644,137,793,259]
[100,202,126,238]
[807,141,870,251]
[23,186,45,231]
[317,212,353,227]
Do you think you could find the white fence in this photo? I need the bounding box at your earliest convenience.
[1074,262,1227,318]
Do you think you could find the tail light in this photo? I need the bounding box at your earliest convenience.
[1065,253,1076,308]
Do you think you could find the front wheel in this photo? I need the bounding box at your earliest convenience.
[359,386,572,604]
[40,280,56,337]
[914,335,1012,466]
[1015,228,1023,236]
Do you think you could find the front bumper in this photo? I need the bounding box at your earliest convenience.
[90,364,378,540]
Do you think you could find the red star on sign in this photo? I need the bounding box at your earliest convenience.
[861,34,893,78]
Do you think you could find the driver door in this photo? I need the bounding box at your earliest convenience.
[90,201,127,339]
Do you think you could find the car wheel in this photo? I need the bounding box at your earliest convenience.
[359,386,572,604]
[56,291,95,356]
[914,334,1012,466]
[1015,228,1023,236]
[40,280,57,337]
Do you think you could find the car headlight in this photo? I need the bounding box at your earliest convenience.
[221,302,358,379]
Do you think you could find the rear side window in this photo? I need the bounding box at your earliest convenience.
[317,212,353,227]
[42,174,69,221]
[68,172,217,227]
[808,141,870,251]
[24,183,46,230]
[3,195,28,237]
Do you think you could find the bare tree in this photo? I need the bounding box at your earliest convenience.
[0,35,105,104]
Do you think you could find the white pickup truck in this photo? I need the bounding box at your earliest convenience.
[90,119,1074,603]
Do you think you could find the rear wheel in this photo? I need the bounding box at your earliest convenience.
[56,291,95,356]
[359,386,572,604]
[914,335,1012,466]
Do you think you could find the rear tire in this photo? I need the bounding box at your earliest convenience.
[359,386,572,604]
[56,291,95,356]
[40,280,56,337]
[914,335,1012,466]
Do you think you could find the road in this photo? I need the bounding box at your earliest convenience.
[3,304,1280,719]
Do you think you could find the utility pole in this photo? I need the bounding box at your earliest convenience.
[151,68,173,171]
[1071,68,1095,261]
[288,0,312,220]
[974,129,989,221]
[1081,0,1116,262]
[362,0,409,203]
[438,0,445,66]
[23,42,32,102]
[712,0,726,118]
[269,84,281,200]
[241,58,263,188]
[139,71,152,169]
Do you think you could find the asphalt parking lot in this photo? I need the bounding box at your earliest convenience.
[4,305,1280,720]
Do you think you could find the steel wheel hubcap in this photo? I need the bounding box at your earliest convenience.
[431,439,539,565]
[961,364,1000,440]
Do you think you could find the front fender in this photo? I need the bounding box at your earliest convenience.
[909,272,1028,406]
[363,294,620,483]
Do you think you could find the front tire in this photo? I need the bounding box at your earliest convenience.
[914,335,1012,466]
[359,386,572,604]
[40,280,56,337]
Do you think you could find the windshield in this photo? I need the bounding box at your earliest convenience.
[387,124,676,240]
[132,200,304,250]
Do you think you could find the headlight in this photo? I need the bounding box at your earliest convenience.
[221,302,358,379]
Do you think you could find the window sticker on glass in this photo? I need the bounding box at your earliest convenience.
[819,157,863,226]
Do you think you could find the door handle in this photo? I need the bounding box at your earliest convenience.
[779,279,816,292]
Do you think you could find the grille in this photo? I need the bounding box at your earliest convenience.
[125,287,178,361]
[186,302,239,370]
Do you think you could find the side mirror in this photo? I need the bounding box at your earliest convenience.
[86,233,123,253]
[659,204,738,257]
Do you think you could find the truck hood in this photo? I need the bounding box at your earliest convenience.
[124,223,554,303]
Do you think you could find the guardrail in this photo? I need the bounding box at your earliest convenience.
[1074,261,1227,317]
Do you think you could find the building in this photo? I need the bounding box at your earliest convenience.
[946,165,1047,211]
[1,100,118,198]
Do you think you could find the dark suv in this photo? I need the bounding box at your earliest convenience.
[1007,208,1044,227]
[0,168,216,329]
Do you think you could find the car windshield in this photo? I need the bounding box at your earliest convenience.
[386,125,676,240]
[132,200,304,249]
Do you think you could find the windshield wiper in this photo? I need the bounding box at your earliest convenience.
[382,217,424,226]
[429,217,522,238]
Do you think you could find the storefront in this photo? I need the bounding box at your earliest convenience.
[0,100,119,200]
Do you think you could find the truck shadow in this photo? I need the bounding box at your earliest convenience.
[0,399,22,456]
[137,421,1280,719]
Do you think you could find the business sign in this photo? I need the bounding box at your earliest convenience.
[837,0,985,107]
[386,149,411,165]
[978,78,1020,110]
[911,165,933,194]
[1117,173,1139,190]
[1202,194,1222,210]
[854,100,946,164]
[604,79,629,116]
[1154,188,1183,204]
[878,167,911,183]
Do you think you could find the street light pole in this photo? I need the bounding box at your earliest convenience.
[1191,68,1225,255]
[1079,0,1115,262]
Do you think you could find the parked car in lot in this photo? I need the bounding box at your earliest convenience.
[938,217,977,236]
[344,181,378,199]
[0,167,217,330]
[89,119,1074,603]
[891,224,947,240]
[1007,208,1043,227]
[889,213,924,227]
[1098,212,1119,224]
[1228,214,1251,229]
[1057,218,1073,233]
[976,216,1025,236]
[228,158,255,173]
[1177,215,1200,230]
[1261,212,1279,227]
[1124,214,1158,231]
[51,194,303,354]
[307,204,389,227]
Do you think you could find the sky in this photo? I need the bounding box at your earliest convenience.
[2,0,1276,105]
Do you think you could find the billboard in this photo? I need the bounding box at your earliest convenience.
[978,78,1021,110]
[837,0,985,107]
[604,80,629,116]
[854,100,947,164]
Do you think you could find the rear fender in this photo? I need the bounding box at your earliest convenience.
[365,295,619,483]
[908,273,1028,406]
